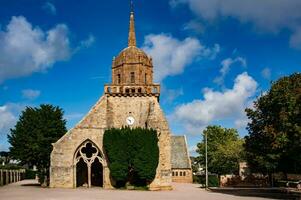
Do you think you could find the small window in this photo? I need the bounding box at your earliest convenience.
[175,172,178,176]
[131,88,135,93]
[130,72,135,83]
[138,88,142,93]
[172,171,175,176]
[145,73,147,84]
[152,87,158,93]
[107,87,112,93]
[180,172,183,176]
[117,74,121,84]
[183,172,186,176]
[125,88,130,93]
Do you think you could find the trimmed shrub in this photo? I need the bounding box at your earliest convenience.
[104,127,159,188]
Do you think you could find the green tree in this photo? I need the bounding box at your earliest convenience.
[103,127,159,187]
[196,125,244,176]
[8,104,67,185]
[245,73,301,175]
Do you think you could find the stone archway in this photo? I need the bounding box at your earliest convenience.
[74,140,104,188]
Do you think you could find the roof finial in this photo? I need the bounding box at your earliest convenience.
[128,0,136,47]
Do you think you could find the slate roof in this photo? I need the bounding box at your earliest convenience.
[171,136,191,169]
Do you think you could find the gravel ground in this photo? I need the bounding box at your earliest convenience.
[0,180,275,200]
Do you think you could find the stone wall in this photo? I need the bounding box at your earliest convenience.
[50,95,172,190]
[171,169,193,183]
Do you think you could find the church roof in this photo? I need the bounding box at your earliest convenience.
[171,136,192,169]
[113,9,152,67]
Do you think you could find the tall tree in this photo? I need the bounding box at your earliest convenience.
[8,104,67,185]
[245,73,301,175]
[197,125,244,176]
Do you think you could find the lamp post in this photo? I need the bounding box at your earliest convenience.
[205,131,208,189]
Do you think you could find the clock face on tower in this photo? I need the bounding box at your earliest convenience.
[126,116,135,126]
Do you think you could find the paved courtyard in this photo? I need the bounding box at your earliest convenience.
[0,180,278,200]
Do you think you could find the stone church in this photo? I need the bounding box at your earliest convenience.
[50,7,192,190]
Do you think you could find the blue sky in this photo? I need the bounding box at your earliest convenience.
[0,0,300,155]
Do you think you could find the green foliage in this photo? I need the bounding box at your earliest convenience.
[25,169,36,179]
[0,164,22,170]
[103,127,159,187]
[197,125,244,175]
[7,104,67,184]
[245,73,301,174]
[193,175,219,187]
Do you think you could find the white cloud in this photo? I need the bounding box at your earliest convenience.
[172,72,258,134]
[214,57,247,85]
[0,103,26,136]
[0,16,71,83]
[162,86,184,104]
[80,34,95,48]
[0,105,16,135]
[142,33,220,82]
[261,67,271,80]
[74,34,95,53]
[171,0,301,49]
[43,2,57,15]
[183,20,205,34]
[0,103,26,151]
[22,89,41,100]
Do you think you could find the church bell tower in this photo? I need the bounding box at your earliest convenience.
[104,7,160,100]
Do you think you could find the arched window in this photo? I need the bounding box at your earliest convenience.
[107,87,112,93]
[172,171,175,176]
[183,171,186,176]
[180,172,183,176]
[152,87,158,93]
[175,172,178,176]
[117,74,121,84]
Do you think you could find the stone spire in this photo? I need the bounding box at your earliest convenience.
[128,1,136,47]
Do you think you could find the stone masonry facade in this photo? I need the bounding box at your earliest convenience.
[50,95,172,190]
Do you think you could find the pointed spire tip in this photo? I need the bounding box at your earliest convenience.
[128,0,136,47]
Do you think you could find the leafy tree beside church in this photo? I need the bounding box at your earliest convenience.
[244,73,301,175]
[8,104,67,185]
[196,125,244,176]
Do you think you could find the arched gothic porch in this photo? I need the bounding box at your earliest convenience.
[74,140,104,188]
